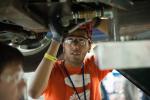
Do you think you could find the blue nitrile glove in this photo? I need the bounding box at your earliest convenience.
[49,23,63,42]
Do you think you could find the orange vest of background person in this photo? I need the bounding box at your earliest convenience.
[43,56,110,100]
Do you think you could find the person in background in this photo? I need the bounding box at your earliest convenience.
[29,22,111,100]
[0,43,26,100]
[142,92,150,100]
[124,79,140,100]
[101,82,109,100]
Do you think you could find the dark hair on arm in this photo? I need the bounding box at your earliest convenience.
[0,42,24,74]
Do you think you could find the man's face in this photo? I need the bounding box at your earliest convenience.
[0,63,26,100]
[63,30,91,65]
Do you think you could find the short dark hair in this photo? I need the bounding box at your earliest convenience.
[0,43,24,74]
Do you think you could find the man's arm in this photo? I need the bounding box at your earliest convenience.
[28,39,60,98]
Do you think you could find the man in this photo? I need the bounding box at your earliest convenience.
[0,43,26,100]
[29,22,111,100]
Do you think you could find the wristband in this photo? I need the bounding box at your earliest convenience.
[44,53,57,62]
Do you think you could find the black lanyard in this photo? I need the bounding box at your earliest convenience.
[63,63,87,100]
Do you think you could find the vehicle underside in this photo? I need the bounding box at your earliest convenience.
[0,0,150,96]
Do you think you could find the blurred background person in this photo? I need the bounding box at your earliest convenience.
[124,79,140,100]
[0,43,26,100]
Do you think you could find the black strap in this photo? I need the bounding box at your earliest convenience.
[63,63,87,100]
